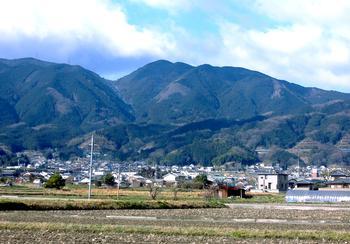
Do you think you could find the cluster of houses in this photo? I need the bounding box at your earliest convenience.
[2,150,350,202]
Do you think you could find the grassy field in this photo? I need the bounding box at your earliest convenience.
[0,184,206,200]
[1,185,350,242]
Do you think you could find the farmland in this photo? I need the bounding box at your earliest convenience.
[1,201,350,243]
[1,185,349,243]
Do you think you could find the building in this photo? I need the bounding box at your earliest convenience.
[162,173,186,185]
[311,168,318,179]
[330,170,349,181]
[257,172,288,192]
[289,179,325,190]
[327,178,350,189]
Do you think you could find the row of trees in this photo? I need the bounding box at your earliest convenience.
[38,172,220,201]
[45,172,116,189]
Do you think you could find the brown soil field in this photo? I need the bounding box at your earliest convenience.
[1,204,350,243]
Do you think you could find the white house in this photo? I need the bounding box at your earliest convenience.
[80,178,90,184]
[163,173,187,185]
[163,173,178,183]
[33,179,43,188]
[257,172,288,192]
[127,175,145,187]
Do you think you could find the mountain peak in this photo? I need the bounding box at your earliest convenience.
[116,60,350,124]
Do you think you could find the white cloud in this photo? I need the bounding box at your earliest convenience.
[254,0,350,24]
[214,22,350,91]
[0,0,174,58]
[132,0,193,12]
[191,0,350,92]
[1,0,350,92]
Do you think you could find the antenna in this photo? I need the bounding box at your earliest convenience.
[88,134,94,199]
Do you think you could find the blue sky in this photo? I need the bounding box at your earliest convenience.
[1,0,350,92]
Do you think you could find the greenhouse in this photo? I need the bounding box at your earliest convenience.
[286,190,350,203]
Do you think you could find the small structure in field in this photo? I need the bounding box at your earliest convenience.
[286,190,350,203]
[217,181,248,199]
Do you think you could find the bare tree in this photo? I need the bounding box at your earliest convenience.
[149,184,160,200]
[172,187,178,200]
[203,184,219,200]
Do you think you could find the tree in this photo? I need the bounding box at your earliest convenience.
[95,180,102,187]
[172,186,179,200]
[193,174,210,189]
[103,173,115,187]
[149,185,160,200]
[45,173,65,189]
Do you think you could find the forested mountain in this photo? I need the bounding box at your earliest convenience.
[2,58,350,167]
[116,60,350,124]
[0,58,133,152]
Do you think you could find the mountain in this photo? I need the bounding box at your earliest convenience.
[0,58,134,151]
[116,60,350,124]
[0,58,134,127]
[2,58,350,167]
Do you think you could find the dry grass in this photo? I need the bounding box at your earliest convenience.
[0,198,224,210]
[1,221,349,241]
[0,184,204,200]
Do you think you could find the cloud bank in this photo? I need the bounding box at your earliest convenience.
[0,0,350,92]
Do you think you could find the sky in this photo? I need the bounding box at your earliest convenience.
[1,0,350,92]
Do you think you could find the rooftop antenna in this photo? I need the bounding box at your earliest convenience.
[88,134,94,200]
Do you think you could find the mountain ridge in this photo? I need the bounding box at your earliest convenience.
[2,57,350,167]
[115,60,350,124]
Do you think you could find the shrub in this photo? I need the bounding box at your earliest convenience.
[45,173,65,189]
[103,173,115,187]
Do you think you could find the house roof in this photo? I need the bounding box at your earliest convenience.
[290,179,325,185]
[327,178,350,185]
[257,170,288,176]
[330,170,349,177]
[80,178,90,183]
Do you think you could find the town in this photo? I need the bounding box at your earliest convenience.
[2,148,350,202]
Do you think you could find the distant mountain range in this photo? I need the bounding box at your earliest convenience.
[116,60,350,124]
[1,58,350,167]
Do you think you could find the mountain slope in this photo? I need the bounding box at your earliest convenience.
[2,58,350,167]
[0,58,135,151]
[116,61,350,124]
[0,58,134,128]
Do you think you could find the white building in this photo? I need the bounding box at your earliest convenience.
[257,172,288,192]
[162,173,186,185]
[163,173,178,183]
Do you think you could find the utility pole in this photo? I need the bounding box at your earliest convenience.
[88,134,94,200]
[297,148,300,178]
[154,163,157,181]
[117,164,120,199]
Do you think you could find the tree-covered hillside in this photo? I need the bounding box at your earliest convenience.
[2,58,350,167]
